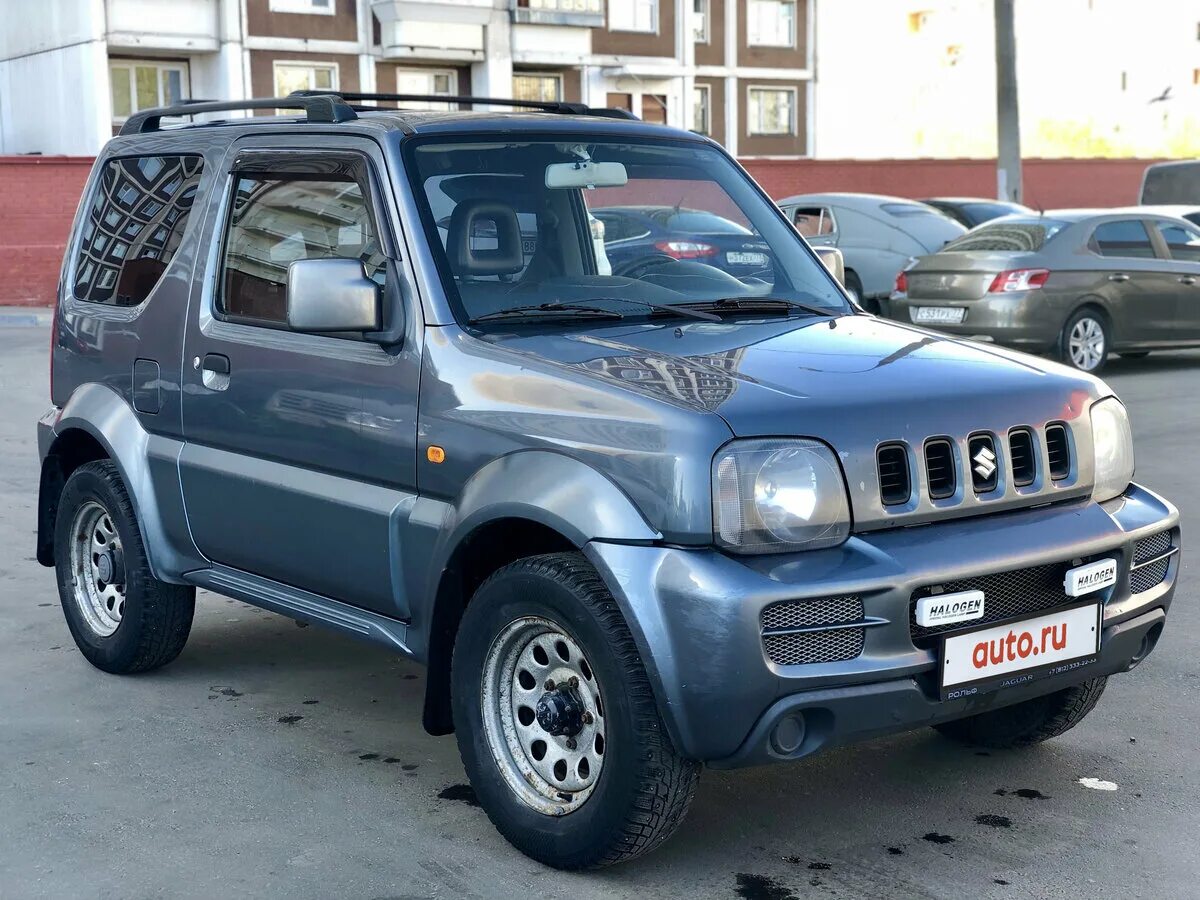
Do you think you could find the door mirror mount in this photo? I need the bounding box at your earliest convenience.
[286,258,382,333]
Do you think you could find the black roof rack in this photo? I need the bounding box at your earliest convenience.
[289,90,639,120]
[119,95,358,135]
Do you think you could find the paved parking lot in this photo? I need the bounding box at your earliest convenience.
[1,322,1197,900]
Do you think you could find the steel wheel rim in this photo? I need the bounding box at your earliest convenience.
[68,500,126,637]
[1069,317,1105,370]
[481,616,606,816]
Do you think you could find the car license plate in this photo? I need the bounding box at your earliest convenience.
[912,306,966,324]
[940,603,1101,699]
[726,251,767,266]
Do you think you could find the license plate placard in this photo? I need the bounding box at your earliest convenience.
[726,251,768,266]
[912,306,966,324]
[940,603,1101,699]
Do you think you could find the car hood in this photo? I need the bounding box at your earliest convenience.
[481,314,1106,530]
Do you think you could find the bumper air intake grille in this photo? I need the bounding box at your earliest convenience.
[877,444,911,506]
[761,596,866,665]
[1130,530,1176,594]
[924,439,956,500]
[910,562,1075,648]
[1046,423,1071,480]
[1009,428,1037,486]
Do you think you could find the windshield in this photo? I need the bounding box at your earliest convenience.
[942,218,1067,253]
[404,136,848,325]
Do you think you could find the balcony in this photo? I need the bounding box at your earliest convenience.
[512,0,604,28]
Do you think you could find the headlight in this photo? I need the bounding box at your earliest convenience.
[713,439,851,554]
[1091,397,1134,502]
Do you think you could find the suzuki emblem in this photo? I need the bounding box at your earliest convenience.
[973,445,997,480]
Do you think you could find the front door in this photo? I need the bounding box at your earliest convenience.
[178,137,420,619]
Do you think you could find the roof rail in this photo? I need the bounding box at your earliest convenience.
[119,95,358,136]
[289,90,639,120]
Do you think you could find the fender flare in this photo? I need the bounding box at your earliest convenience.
[49,383,202,583]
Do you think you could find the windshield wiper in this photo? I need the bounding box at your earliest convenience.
[475,297,722,324]
[583,297,722,322]
[686,297,841,318]
[469,303,626,324]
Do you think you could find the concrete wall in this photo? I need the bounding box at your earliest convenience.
[0,154,1160,306]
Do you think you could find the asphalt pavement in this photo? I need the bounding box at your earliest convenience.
[1,321,1197,900]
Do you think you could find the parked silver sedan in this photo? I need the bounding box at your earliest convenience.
[886,209,1200,372]
[777,192,965,311]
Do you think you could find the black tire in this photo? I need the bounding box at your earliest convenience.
[1059,307,1111,373]
[451,552,699,869]
[845,270,872,311]
[53,460,195,674]
[933,677,1107,749]
[1120,351,1150,359]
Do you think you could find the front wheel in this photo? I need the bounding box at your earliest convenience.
[1060,309,1110,372]
[933,677,1107,749]
[451,553,699,869]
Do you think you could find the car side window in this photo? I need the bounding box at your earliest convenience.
[791,206,835,238]
[72,154,204,306]
[1091,220,1155,259]
[1153,221,1200,263]
[219,174,386,326]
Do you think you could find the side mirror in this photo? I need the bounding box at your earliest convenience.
[813,246,845,285]
[286,258,381,333]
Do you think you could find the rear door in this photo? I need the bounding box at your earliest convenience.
[178,136,421,619]
[1150,218,1200,341]
[1089,219,1178,345]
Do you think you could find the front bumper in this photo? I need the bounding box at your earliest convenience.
[884,292,1059,351]
[585,482,1179,766]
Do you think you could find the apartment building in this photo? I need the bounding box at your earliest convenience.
[0,0,813,158]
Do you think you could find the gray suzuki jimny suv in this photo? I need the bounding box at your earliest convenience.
[37,93,1181,868]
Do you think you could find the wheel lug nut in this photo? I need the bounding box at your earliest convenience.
[568,676,579,688]
[566,738,577,750]
[582,711,594,725]
[545,679,555,691]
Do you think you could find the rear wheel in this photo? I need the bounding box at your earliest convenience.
[933,677,1107,749]
[54,461,195,674]
[451,552,699,869]
[1060,308,1110,372]
[844,270,871,310]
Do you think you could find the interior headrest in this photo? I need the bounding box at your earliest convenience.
[447,199,524,276]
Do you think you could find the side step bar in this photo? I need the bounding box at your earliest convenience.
[186,565,411,654]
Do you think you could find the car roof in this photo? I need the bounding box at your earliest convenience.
[776,192,934,207]
[924,197,1029,206]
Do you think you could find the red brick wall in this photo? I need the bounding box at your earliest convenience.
[0,155,1165,307]
[0,157,92,307]
[741,157,1162,210]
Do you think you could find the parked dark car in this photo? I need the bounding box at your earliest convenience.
[590,205,775,281]
[35,93,1181,871]
[888,209,1200,371]
[922,197,1034,229]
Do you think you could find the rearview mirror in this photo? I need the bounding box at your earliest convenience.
[286,258,381,333]
[545,160,628,190]
[813,246,845,285]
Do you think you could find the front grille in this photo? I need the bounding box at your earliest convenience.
[1009,428,1036,486]
[1130,530,1175,594]
[968,433,999,493]
[924,439,956,499]
[1046,423,1071,480]
[761,596,865,665]
[910,562,1075,647]
[877,444,911,506]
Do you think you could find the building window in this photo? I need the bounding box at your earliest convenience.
[513,73,563,102]
[109,60,188,124]
[694,0,709,42]
[395,69,457,109]
[609,0,658,33]
[692,84,710,134]
[748,0,796,47]
[73,155,204,306]
[269,0,335,14]
[747,86,796,135]
[273,62,338,97]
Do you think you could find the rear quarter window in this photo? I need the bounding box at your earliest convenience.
[72,155,203,306]
[943,221,1065,253]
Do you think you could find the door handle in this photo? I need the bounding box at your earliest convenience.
[1108,273,1130,283]
[198,353,230,391]
[1180,275,1197,286]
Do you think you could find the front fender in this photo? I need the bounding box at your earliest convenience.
[51,383,204,582]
